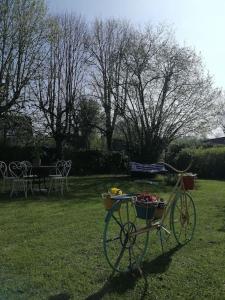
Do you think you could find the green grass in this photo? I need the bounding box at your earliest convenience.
[0,176,224,299]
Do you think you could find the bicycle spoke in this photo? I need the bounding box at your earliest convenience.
[113,237,128,270]
[175,201,182,214]
[126,201,130,223]
[131,246,138,267]
[112,213,123,229]
[104,199,149,272]
[177,226,182,241]
[106,236,120,243]
[171,192,196,245]
[118,209,123,225]
[128,247,132,268]
[187,198,192,209]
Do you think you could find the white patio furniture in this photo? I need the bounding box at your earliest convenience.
[48,160,72,195]
[9,161,33,198]
[21,160,33,175]
[21,161,37,179]
[0,161,15,193]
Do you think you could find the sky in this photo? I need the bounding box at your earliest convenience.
[47,0,225,136]
[47,0,225,90]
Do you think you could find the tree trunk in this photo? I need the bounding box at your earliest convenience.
[141,145,161,163]
[139,136,166,163]
[55,138,63,160]
[106,130,113,151]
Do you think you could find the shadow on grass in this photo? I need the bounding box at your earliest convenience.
[48,292,71,300]
[141,244,182,274]
[0,192,102,207]
[0,176,127,200]
[85,271,147,300]
[85,245,182,300]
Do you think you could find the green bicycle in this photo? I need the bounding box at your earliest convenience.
[103,162,196,273]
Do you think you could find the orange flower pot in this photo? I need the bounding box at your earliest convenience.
[102,193,120,211]
[154,207,165,219]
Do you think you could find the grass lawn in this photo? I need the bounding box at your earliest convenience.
[0,176,224,299]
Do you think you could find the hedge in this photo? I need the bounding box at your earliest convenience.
[0,144,34,163]
[2,143,225,178]
[169,146,225,179]
[0,144,129,175]
[64,150,128,175]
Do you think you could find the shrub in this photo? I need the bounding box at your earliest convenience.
[0,144,34,163]
[0,144,129,175]
[64,150,128,175]
[172,147,225,179]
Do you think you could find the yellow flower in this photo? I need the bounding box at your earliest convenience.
[110,187,122,195]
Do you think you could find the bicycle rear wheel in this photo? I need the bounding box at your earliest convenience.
[171,192,196,245]
[103,200,149,273]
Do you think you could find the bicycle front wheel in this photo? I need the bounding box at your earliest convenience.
[171,192,196,245]
[103,200,149,273]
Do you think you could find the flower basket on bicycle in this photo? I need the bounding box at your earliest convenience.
[135,193,166,220]
[182,175,195,190]
[102,187,123,211]
[102,193,123,211]
[135,201,157,219]
[154,201,167,219]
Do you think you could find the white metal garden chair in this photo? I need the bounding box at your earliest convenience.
[0,161,15,193]
[21,161,37,179]
[48,160,72,195]
[9,161,33,198]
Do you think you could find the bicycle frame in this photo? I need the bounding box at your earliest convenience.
[103,161,196,273]
[129,162,193,237]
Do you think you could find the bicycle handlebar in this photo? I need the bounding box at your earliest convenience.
[159,161,192,174]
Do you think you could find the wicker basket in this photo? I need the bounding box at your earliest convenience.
[135,202,157,219]
[182,175,195,190]
[135,200,166,220]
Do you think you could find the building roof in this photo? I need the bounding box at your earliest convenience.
[204,137,225,145]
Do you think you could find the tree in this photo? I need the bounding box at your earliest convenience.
[34,14,87,158]
[70,97,100,150]
[88,19,130,151]
[121,25,220,162]
[0,112,33,146]
[0,0,46,115]
[213,90,225,135]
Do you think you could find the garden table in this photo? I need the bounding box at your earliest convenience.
[32,165,57,191]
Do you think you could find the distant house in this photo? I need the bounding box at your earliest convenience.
[0,114,33,146]
[203,137,225,145]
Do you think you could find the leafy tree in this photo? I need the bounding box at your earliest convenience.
[0,112,33,146]
[121,25,220,162]
[70,97,100,150]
